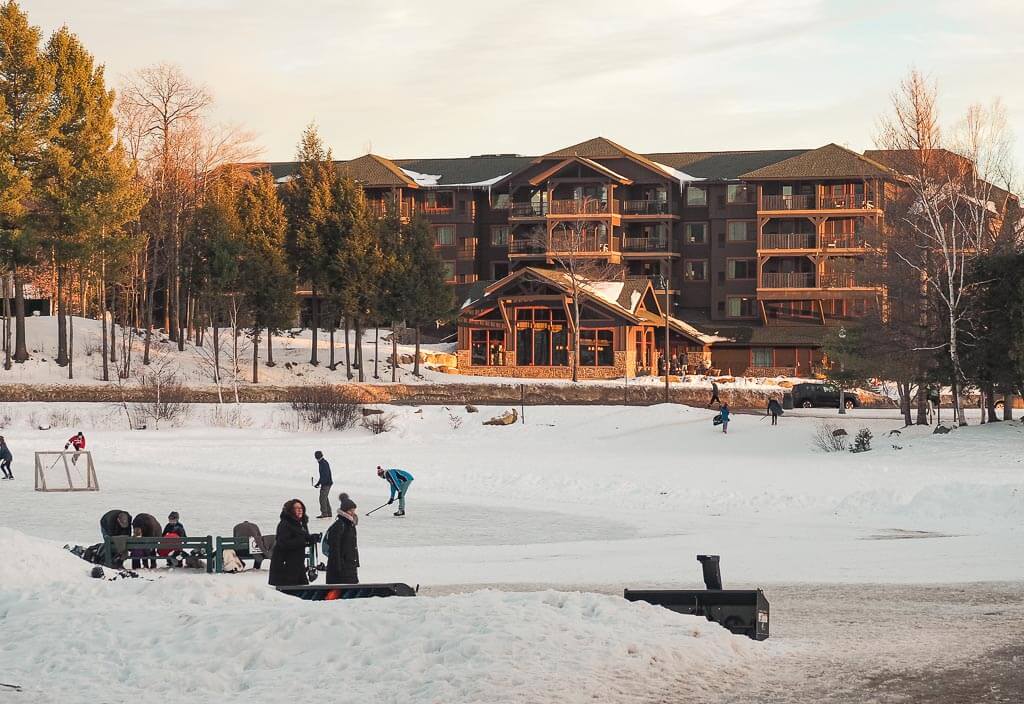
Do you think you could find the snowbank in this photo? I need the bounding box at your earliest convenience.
[0,527,91,588]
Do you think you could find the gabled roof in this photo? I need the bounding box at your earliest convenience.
[394,154,534,187]
[336,153,420,188]
[528,156,633,186]
[740,144,894,180]
[534,137,686,184]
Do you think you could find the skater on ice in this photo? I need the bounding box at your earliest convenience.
[65,431,86,464]
[323,492,359,584]
[720,402,731,434]
[378,466,413,516]
[0,436,12,480]
[313,450,333,518]
[766,397,783,426]
[706,381,721,408]
[269,498,318,586]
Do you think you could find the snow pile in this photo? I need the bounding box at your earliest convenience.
[401,167,441,186]
[0,528,760,703]
[0,527,90,588]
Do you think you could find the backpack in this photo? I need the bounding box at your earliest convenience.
[157,531,181,557]
[221,549,244,573]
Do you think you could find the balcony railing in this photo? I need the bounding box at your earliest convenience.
[621,236,670,252]
[508,239,546,254]
[762,272,816,288]
[420,205,454,215]
[760,232,817,249]
[621,199,670,215]
[761,194,815,210]
[549,199,612,215]
[820,194,876,210]
[821,234,869,249]
[821,273,867,288]
[368,201,411,218]
[510,202,547,217]
[550,233,613,252]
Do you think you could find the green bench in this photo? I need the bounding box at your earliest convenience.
[214,536,316,574]
[103,535,215,573]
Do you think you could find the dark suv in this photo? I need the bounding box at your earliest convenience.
[791,383,859,409]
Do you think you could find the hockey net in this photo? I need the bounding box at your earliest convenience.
[34,451,99,492]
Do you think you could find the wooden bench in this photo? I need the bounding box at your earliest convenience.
[103,536,215,573]
[214,537,316,573]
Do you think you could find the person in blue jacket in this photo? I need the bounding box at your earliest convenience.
[377,466,414,517]
[720,402,731,434]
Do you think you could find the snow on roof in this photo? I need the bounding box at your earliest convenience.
[583,281,625,306]
[437,172,512,189]
[668,315,726,344]
[400,168,442,187]
[274,175,295,184]
[652,161,703,186]
[630,290,642,311]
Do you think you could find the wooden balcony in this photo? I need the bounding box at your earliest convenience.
[762,272,815,289]
[820,273,871,289]
[508,234,622,262]
[761,194,815,211]
[420,205,454,215]
[820,234,871,250]
[509,202,547,219]
[760,233,817,250]
[621,199,671,216]
[819,195,877,210]
[549,199,614,215]
[621,236,672,254]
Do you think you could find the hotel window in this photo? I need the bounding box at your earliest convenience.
[727,184,755,204]
[471,329,505,366]
[684,222,708,244]
[434,225,455,246]
[727,259,756,280]
[514,307,568,366]
[726,296,756,317]
[686,186,707,206]
[683,260,708,281]
[442,261,456,281]
[752,347,773,367]
[726,221,756,242]
[579,329,615,367]
[490,226,510,246]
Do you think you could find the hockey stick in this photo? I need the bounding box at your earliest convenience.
[365,501,391,516]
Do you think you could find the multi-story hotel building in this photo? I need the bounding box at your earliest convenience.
[257,137,921,377]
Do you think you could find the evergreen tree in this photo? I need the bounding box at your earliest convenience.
[402,215,453,376]
[0,1,54,363]
[375,200,406,382]
[237,171,295,383]
[330,176,380,382]
[281,123,333,365]
[39,27,141,374]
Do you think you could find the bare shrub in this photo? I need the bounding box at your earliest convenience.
[133,358,190,429]
[448,413,463,430]
[48,409,82,428]
[0,405,11,429]
[206,406,254,429]
[850,428,873,453]
[289,384,360,431]
[362,412,395,435]
[812,422,848,452]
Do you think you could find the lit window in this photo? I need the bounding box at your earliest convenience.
[686,186,707,206]
[684,222,707,244]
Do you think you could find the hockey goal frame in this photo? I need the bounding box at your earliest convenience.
[34,451,99,492]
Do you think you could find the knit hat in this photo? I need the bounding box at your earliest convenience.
[168,511,179,521]
[337,493,357,512]
[376,466,384,477]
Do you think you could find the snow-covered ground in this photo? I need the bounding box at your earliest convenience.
[0,315,801,392]
[0,402,1021,702]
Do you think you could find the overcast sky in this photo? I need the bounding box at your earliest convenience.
[24,0,1024,170]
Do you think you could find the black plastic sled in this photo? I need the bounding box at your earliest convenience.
[277,583,417,601]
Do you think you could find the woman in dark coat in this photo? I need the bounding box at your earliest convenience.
[324,493,359,584]
[268,498,315,587]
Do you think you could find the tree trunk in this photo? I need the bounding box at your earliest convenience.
[3,272,11,370]
[143,275,155,365]
[251,327,259,383]
[374,324,380,379]
[413,325,421,377]
[985,383,998,422]
[56,266,69,366]
[309,288,319,366]
[571,292,580,383]
[68,302,74,380]
[213,319,222,404]
[915,384,928,425]
[13,273,28,362]
[266,327,275,367]
[355,316,364,382]
[101,265,109,382]
[948,306,966,426]
[328,323,336,370]
[1003,393,1014,421]
[950,376,962,426]
[391,320,398,383]
[109,285,117,363]
[899,381,912,426]
[343,315,352,380]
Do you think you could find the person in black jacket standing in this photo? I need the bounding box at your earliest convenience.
[313,451,333,518]
[323,493,359,584]
[0,436,12,479]
[268,498,317,586]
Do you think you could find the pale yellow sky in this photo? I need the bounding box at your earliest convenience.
[24,0,1024,173]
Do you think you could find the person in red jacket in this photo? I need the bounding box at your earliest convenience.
[65,432,86,465]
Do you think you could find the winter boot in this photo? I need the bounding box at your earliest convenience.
[393,509,405,517]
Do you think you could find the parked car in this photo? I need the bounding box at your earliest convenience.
[792,383,859,409]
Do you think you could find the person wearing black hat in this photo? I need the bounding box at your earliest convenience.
[0,436,13,480]
[313,451,333,518]
[323,493,359,584]
[161,511,188,568]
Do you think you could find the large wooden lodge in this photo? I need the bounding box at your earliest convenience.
[255,137,992,379]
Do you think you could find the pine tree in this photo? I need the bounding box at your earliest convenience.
[330,176,380,383]
[38,27,141,375]
[403,215,453,376]
[375,201,406,382]
[0,1,54,364]
[282,124,334,366]
[237,171,295,383]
